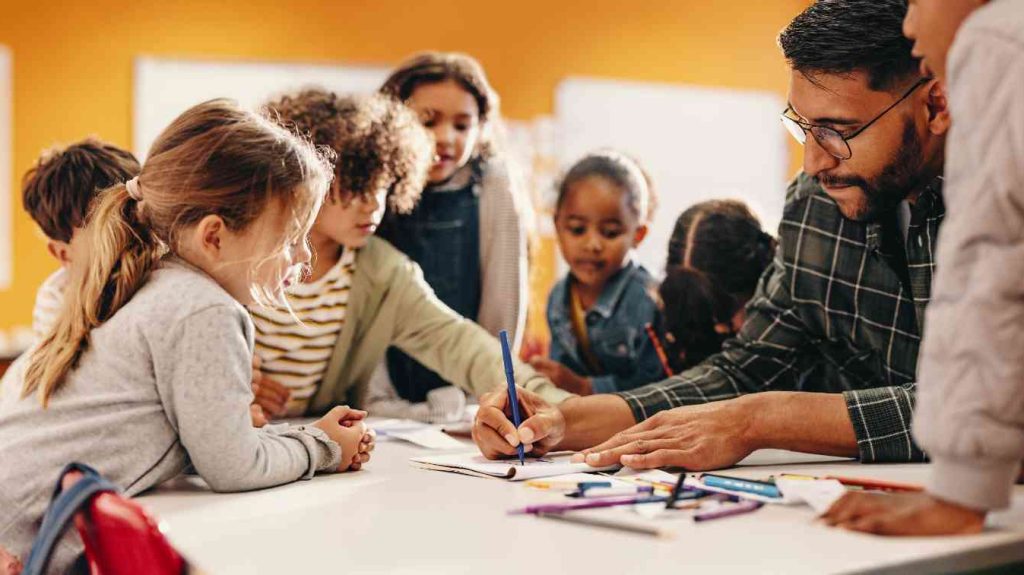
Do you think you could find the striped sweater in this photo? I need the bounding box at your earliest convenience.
[251,249,356,416]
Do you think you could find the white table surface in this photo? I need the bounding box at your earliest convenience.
[137,436,1024,575]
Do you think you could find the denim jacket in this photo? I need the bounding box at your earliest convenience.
[546,260,665,393]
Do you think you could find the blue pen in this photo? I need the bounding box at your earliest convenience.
[700,474,782,499]
[499,330,526,465]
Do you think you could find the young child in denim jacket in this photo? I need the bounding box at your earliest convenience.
[530,151,664,395]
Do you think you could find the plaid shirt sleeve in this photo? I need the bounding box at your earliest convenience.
[615,249,813,421]
[843,384,925,462]
[616,211,928,463]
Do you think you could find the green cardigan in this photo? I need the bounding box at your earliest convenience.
[307,237,573,415]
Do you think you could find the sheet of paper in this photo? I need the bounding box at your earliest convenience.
[614,468,679,487]
[776,478,847,514]
[410,452,620,481]
[389,427,466,450]
[371,418,429,435]
[526,472,635,487]
[370,419,466,449]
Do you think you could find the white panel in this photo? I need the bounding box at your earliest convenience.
[133,57,390,160]
[556,77,789,277]
[0,46,11,289]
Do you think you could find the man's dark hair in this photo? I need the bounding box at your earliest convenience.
[778,0,919,92]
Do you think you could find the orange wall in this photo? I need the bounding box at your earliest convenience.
[0,0,808,330]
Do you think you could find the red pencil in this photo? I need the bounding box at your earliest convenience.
[824,475,924,492]
[644,323,674,377]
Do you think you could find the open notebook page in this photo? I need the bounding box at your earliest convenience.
[410,452,620,481]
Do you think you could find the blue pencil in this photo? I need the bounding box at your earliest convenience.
[499,330,526,466]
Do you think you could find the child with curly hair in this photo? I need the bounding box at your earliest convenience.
[250,90,570,422]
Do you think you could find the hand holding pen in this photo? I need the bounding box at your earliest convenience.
[472,377,567,460]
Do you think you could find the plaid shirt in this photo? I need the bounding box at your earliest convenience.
[617,173,945,463]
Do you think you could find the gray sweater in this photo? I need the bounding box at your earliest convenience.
[914,0,1024,512]
[0,258,340,572]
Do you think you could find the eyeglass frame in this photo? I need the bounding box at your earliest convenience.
[780,77,932,161]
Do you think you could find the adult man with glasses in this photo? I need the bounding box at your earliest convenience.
[473,0,951,470]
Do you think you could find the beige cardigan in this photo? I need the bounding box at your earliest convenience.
[308,236,571,414]
[913,0,1024,512]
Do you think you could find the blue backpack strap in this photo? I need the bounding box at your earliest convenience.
[22,463,121,575]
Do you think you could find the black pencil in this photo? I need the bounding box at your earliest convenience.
[665,471,687,509]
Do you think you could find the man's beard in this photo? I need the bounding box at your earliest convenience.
[817,118,926,222]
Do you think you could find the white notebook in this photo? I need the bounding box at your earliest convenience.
[410,451,619,481]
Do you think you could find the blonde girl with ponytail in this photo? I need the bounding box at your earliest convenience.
[0,99,374,573]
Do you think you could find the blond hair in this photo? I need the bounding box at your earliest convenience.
[23,99,332,406]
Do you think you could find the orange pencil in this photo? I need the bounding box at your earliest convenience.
[644,323,674,377]
[824,475,924,492]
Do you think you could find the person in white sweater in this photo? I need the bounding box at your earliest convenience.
[19,139,140,341]
[0,99,374,572]
[824,0,1024,535]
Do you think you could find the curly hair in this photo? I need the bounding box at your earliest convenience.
[265,89,433,213]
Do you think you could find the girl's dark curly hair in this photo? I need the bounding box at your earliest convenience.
[265,89,433,213]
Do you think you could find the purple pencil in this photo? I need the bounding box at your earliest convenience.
[508,495,667,515]
[693,500,764,522]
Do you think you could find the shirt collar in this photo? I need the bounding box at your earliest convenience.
[426,157,483,193]
[865,176,944,251]
[578,259,640,320]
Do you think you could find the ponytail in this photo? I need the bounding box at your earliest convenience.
[659,200,778,371]
[23,184,164,406]
[658,266,733,371]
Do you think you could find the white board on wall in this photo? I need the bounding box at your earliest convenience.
[133,57,390,160]
[555,77,789,277]
[0,46,11,290]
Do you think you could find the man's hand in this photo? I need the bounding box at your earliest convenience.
[473,386,566,459]
[571,397,757,470]
[529,357,593,395]
[822,492,986,536]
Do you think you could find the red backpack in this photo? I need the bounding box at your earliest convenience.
[22,463,188,575]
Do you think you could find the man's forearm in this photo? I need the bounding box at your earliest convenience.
[743,391,859,457]
[556,394,637,451]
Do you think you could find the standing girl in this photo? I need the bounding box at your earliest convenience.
[374,52,529,411]
[0,100,373,572]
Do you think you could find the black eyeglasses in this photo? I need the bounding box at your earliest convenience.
[781,78,932,160]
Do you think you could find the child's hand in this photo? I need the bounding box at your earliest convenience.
[529,357,593,395]
[250,404,268,428]
[253,374,291,419]
[821,492,986,536]
[313,406,369,472]
[0,543,22,575]
[350,428,376,471]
